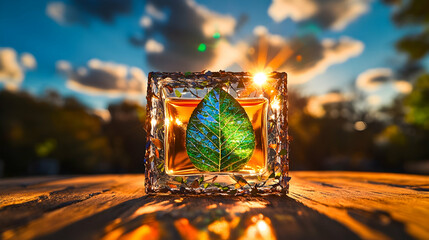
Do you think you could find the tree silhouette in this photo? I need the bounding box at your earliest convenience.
[384,0,429,61]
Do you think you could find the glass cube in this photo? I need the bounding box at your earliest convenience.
[144,71,290,195]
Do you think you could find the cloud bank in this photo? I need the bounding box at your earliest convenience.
[356,68,412,94]
[134,0,363,85]
[244,27,364,84]
[136,0,245,71]
[306,92,350,117]
[57,59,146,96]
[268,0,370,31]
[46,0,132,25]
[0,48,36,91]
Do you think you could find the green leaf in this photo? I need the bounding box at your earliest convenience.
[198,175,204,184]
[174,176,183,183]
[175,89,182,97]
[232,175,248,187]
[186,86,255,172]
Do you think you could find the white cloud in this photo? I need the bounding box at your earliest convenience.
[366,95,381,106]
[140,16,152,28]
[139,0,363,76]
[193,2,236,38]
[268,0,370,31]
[140,0,239,71]
[46,2,84,25]
[46,0,132,25]
[0,48,36,91]
[0,48,23,82]
[145,3,167,20]
[57,59,147,96]
[268,0,317,23]
[293,37,364,83]
[145,39,164,53]
[356,68,392,90]
[356,68,412,94]
[393,80,412,94]
[253,25,268,36]
[306,92,350,117]
[206,40,248,71]
[20,53,37,69]
[93,108,111,122]
[56,60,72,73]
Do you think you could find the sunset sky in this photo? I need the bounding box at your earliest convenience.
[0,0,426,110]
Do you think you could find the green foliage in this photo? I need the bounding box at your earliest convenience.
[35,139,57,157]
[385,0,429,61]
[186,87,255,172]
[105,101,147,172]
[0,90,146,176]
[288,90,385,170]
[396,32,429,61]
[404,74,429,129]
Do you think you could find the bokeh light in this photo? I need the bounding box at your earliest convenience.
[354,121,367,131]
[198,43,206,52]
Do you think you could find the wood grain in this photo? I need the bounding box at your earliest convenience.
[0,172,428,240]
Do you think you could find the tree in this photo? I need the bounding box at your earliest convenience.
[404,74,429,129]
[384,0,429,61]
[0,90,111,176]
[105,100,146,173]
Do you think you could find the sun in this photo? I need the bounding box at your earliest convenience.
[253,72,268,86]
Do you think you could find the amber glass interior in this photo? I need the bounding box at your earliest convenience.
[165,97,268,176]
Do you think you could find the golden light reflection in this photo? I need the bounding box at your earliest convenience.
[132,201,172,218]
[175,118,183,126]
[151,118,157,126]
[174,218,208,240]
[239,214,276,240]
[208,218,230,240]
[253,72,268,86]
[165,117,172,128]
[236,32,294,83]
[271,97,280,110]
[120,224,160,240]
[102,219,161,240]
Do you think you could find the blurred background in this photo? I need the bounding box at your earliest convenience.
[1,0,428,177]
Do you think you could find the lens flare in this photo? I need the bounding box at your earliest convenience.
[253,72,267,86]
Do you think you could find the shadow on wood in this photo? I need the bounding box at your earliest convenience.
[35,195,360,240]
[1,173,428,239]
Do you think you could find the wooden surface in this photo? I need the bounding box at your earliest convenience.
[0,172,428,240]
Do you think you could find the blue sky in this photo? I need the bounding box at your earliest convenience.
[0,0,424,110]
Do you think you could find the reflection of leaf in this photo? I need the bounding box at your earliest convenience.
[186,86,255,172]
